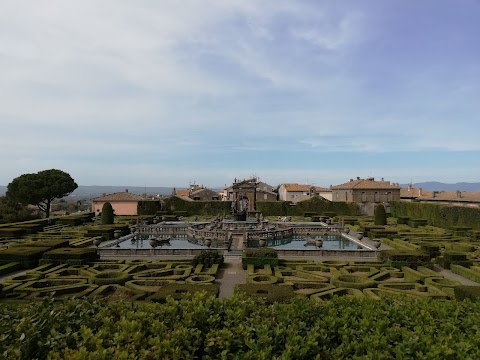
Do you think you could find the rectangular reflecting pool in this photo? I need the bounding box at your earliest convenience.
[106,234,365,251]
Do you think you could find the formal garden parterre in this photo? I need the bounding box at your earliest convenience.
[2,200,480,358]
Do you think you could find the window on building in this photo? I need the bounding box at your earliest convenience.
[361,192,367,202]
[374,192,380,202]
[264,194,268,200]
[387,192,392,201]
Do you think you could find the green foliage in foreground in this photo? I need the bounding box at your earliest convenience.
[1,294,480,359]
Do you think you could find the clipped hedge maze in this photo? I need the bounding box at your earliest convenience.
[0,259,222,303]
[237,259,479,301]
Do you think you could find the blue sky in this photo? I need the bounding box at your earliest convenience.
[0,0,479,188]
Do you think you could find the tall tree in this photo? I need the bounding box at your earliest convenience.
[6,169,78,218]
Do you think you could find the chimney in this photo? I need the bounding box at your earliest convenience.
[456,190,461,198]
[381,177,384,182]
[408,183,412,192]
[419,188,422,196]
[349,179,353,182]
[357,176,360,180]
[125,189,128,193]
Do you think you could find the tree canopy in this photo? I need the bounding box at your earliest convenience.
[6,169,78,218]
[0,196,38,224]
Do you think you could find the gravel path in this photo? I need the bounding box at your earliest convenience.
[433,265,480,286]
[216,256,247,298]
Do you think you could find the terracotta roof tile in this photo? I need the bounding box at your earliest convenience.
[92,192,145,202]
[421,191,480,202]
[175,189,190,197]
[332,179,400,190]
[400,187,433,198]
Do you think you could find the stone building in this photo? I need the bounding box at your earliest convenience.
[221,177,277,202]
[278,183,332,202]
[175,184,220,201]
[331,177,401,215]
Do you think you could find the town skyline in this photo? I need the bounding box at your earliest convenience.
[1,1,479,187]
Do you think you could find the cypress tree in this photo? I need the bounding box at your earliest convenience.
[101,202,114,224]
[374,204,387,225]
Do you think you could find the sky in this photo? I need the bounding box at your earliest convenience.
[1,0,479,189]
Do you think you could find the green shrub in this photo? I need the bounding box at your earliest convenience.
[437,251,473,269]
[41,248,98,265]
[92,271,131,286]
[451,265,480,283]
[4,296,480,358]
[101,202,114,224]
[374,204,387,225]
[454,286,480,301]
[147,284,219,302]
[378,249,430,269]
[8,238,70,249]
[397,216,410,225]
[390,202,480,230]
[330,275,377,290]
[242,248,279,269]
[192,250,224,267]
[0,227,26,238]
[0,246,51,268]
[0,262,22,276]
[418,242,441,259]
[235,284,296,303]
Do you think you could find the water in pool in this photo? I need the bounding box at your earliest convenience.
[109,234,362,250]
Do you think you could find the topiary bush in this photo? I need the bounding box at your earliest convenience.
[374,204,387,225]
[101,202,114,224]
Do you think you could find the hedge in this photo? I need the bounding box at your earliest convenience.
[330,275,377,290]
[235,283,296,303]
[92,271,132,286]
[242,248,279,269]
[0,262,22,276]
[8,238,70,249]
[390,201,480,230]
[454,286,480,300]
[0,227,26,238]
[192,250,224,267]
[257,197,357,217]
[378,250,430,269]
[41,248,99,265]
[6,296,480,358]
[88,284,146,301]
[451,265,480,284]
[138,196,358,217]
[0,246,51,268]
[436,251,473,269]
[147,283,220,302]
[310,287,364,300]
[139,197,231,216]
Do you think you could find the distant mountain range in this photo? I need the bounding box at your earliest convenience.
[1,182,480,199]
[401,182,480,192]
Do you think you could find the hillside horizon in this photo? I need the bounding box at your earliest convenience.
[2,181,480,199]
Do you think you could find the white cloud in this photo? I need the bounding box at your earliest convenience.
[0,1,478,185]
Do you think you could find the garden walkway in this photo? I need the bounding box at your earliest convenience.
[216,255,247,298]
[433,265,480,286]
